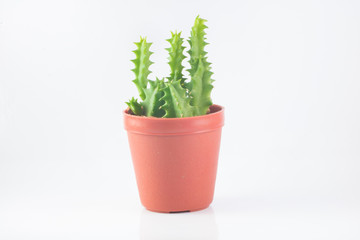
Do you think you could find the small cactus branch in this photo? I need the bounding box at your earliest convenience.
[160,80,193,118]
[126,97,143,116]
[188,16,214,116]
[131,37,153,100]
[141,79,164,117]
[188,16,208,77]
[190,58,213,115]
[166,32,186,86]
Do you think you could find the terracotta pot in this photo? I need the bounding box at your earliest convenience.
[124,104,224,213]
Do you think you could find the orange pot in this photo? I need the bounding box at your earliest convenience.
[124,104,224,213]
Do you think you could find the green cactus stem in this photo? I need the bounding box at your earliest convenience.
[160,80,193,118]
[188,16,208,71]
[126,97,143,116]
[166,32,186,86]
[142,78,165,117]
[188,16,214,116]
[131,37,153,100]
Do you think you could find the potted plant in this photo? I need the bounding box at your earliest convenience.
[124,16,224,213]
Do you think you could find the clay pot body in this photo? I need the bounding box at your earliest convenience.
[124,105,224,213]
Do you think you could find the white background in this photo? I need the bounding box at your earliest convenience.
[1,0,360,239]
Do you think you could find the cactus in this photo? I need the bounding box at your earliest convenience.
[187,17,214,116]
[131,37,153,101]
[142,78,165,117]
[125,97,142,115]
[160,80,194,118]
[166,32,186,86]
[126,16,214,118]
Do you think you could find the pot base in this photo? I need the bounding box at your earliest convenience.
[145,205,210,214]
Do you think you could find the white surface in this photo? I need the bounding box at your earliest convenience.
[1,0,360,239]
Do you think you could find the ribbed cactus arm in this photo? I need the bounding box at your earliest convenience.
[160,81,194,118]
[126,97,143,115]
[141,79,164,117]
[166,32,186,86]
[188,16,208,75]
[131,37,153,100]
[188,16,214,116]
[190,58,213,115]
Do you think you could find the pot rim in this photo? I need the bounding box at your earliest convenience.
[123,104,224,135]
[123,104,224,120]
